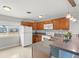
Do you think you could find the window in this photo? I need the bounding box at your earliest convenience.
[44,24,53,29]
[0,25,8,33]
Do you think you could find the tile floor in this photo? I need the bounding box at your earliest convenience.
[0,46,32,58]
[0,41,51,58]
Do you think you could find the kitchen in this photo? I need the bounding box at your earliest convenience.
[21,17,79,58]
[0,0,79,58]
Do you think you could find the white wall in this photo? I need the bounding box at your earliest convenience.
[0,21,20,26]
[0,15,21,49]
[0,15,21,32]
[69,20,79,34]
[0,15,22,25]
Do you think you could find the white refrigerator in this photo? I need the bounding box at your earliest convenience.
[20,26,32,47]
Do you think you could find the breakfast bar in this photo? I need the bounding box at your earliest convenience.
[49,35,79,58]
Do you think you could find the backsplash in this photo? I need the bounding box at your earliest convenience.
[33,30,68,36]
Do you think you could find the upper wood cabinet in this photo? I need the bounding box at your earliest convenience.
[36,22,43,30]
[21,21,33,27]
[37,17,69,30]
[53,17,69,30]
[32,22,38,30]
[21,21,38,30]
[21,17,69,30]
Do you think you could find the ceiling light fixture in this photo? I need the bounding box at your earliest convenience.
[66,14,71,19]
[70,17,74,20]
[3,6,12,11]
[38,15,43,18]
[70,17,77,22]
[66,6,77,22]
[66,6,72,19]
[66,16,77,22]
[72,18,77,22]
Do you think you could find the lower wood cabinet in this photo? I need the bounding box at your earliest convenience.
[32,34,42,43]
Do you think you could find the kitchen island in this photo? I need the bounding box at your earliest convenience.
[31,34,79,58]
[49,35,79,58]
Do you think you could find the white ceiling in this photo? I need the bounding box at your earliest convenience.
[0,0,79,21]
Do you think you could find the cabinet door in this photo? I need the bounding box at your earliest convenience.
[32,22,38,30]
[59,50,74,58]
[50,46,75,58]
[53,18,69,30]
[21,22,33,27]
[21,21,37,30]
[59,19,69,30]
[32,35,37,43]
[37,22,44,30]
[50,46,59,58]
[32,35,42,43]
[37,35,42,42]
[53,20,60,30]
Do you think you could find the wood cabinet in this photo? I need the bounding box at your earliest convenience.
[21,21,38,30]
[37,17,69,30]
[53,18,69,30]
[32,34,42,43]
[32,22,37,30]
[36,22,43,30]
[21,17,69,30]
[21,21,33,27]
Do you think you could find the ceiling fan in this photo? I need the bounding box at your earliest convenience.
[67,0,76,7]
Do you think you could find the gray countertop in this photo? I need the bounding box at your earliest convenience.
[49,35,79,56]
